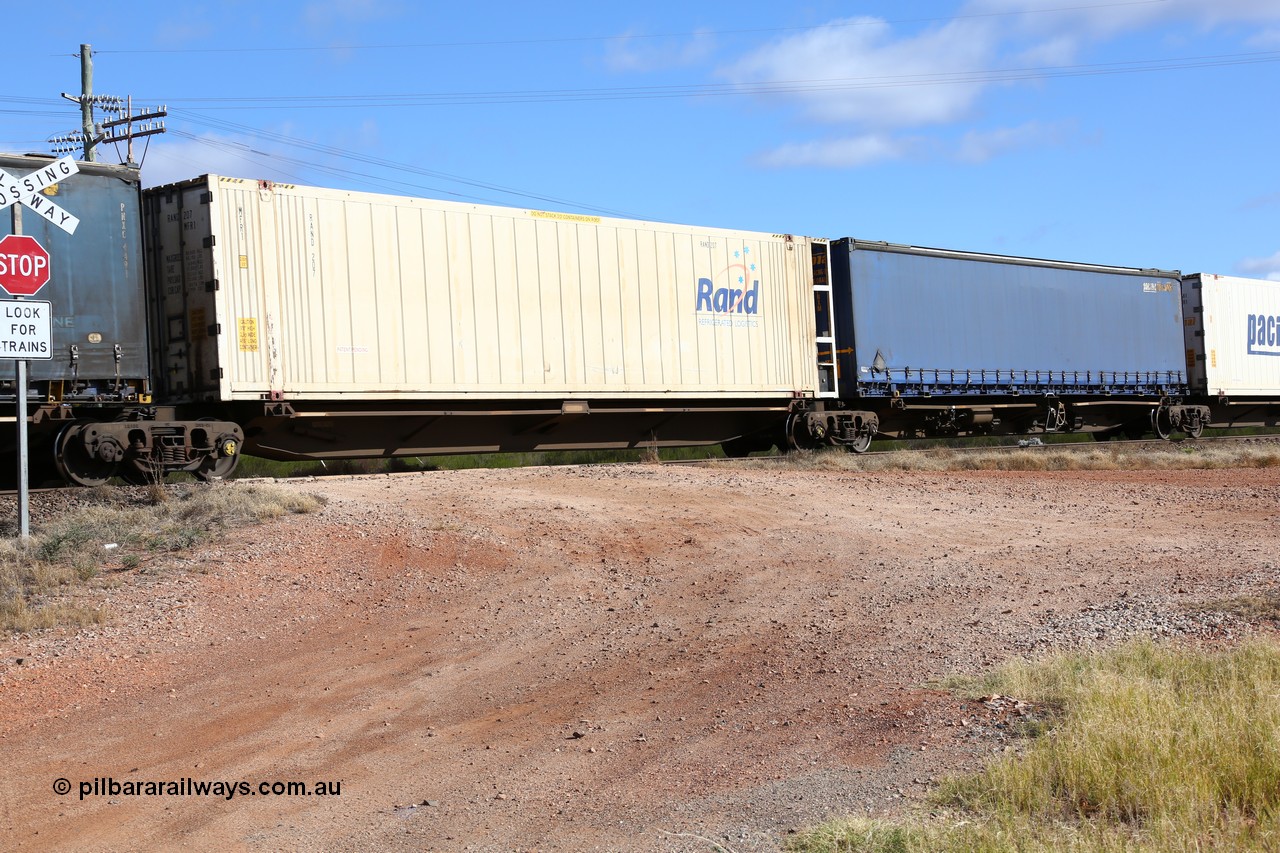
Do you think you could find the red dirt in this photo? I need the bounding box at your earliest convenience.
[1,463,1277,851]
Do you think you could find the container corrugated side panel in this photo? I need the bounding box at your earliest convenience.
[202,178,815,401]
[1187,273,1280,396]
[832,241,1186,393]
[146,177,235,402]
[0,155,148,385]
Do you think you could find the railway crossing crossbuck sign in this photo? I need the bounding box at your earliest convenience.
[0,155,81,235]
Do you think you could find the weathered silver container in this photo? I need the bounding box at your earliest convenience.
[0,154,149,399]
[144,177,817,404]
[1183,273,1280,397]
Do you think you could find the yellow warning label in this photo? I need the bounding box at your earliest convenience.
[190,308,206,341]
[238,317,259,352]
[239,255,249,269]
[529,209,601,224]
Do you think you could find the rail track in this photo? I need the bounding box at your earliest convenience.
[1,433,1276,501]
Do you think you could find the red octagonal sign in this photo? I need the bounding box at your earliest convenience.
[0,234,51,297]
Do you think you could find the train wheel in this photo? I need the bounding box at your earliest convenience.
[195,436,241,481]
[1151,407,1174,441]
[1186,418,1204,439]
[54,423,117,487]
[849,426,874,453]
[785,413,810,451]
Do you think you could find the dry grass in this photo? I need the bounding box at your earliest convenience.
[789,639,1280,852]
[743,443,1280,474]
[0,483,325,634]
[1192,591,1280,625]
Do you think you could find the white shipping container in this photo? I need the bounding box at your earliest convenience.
[1183,273,1280,396]
[146,177,818,404]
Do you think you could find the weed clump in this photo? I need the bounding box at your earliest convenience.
[0,483,325,633]
[788,639,1280,852]
[751,443,1280,474]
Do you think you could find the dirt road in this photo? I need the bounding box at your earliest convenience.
[1,463,1276,852]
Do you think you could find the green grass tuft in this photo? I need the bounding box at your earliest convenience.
[790,639,1280,852]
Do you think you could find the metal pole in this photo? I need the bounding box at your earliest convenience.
[126,95,134,166]
[11,205,29,539]
[16,348,27,539]
[80,44,95,163]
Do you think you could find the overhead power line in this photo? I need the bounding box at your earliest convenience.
[89,0,1171,55]
[167,115,655,220]
[144,49,1280,110]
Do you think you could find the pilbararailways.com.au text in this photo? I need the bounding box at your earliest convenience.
[54,776,342,801]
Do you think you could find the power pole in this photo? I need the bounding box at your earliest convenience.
[79,44,94,162]
[54,44,166,166]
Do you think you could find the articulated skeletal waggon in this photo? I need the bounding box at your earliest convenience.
[1,152,1276,485]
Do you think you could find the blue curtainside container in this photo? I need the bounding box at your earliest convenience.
[826,239,1189,399]
[0,154,149,400]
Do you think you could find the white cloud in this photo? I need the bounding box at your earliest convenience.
[966,0,1280,40]
[1246,27,1280,47]
[605,30,716,73]
[1010,34,1079,67]
[139,134,300,188]
[304,0,403,29]
[154,17,214,44]
[720,2,1280,168]
[1239,250,1280,281]
[955,120,1074,162]
[723,17,998,128]
[755,134,912,169]
[1242,191,1280,211]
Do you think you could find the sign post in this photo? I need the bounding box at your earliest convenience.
[0,161,67,540]
[1,218,35,537]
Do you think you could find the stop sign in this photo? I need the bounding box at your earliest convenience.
[0,235,51,297]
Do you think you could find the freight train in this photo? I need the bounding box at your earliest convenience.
[1,152,1277,486]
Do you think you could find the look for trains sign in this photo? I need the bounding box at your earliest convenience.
[0,235,51,297]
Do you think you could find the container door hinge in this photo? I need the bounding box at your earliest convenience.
[199,191,213,204]
[209,368,224,380]
[203,235,216,248]
[205,279,220,293]
[207,323,221,337]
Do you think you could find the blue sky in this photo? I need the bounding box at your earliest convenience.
[4,1,1278,279]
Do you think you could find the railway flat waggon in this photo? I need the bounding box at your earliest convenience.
[142,176,819,464]
[783,239,1210,450]
[2,153,1270,485]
